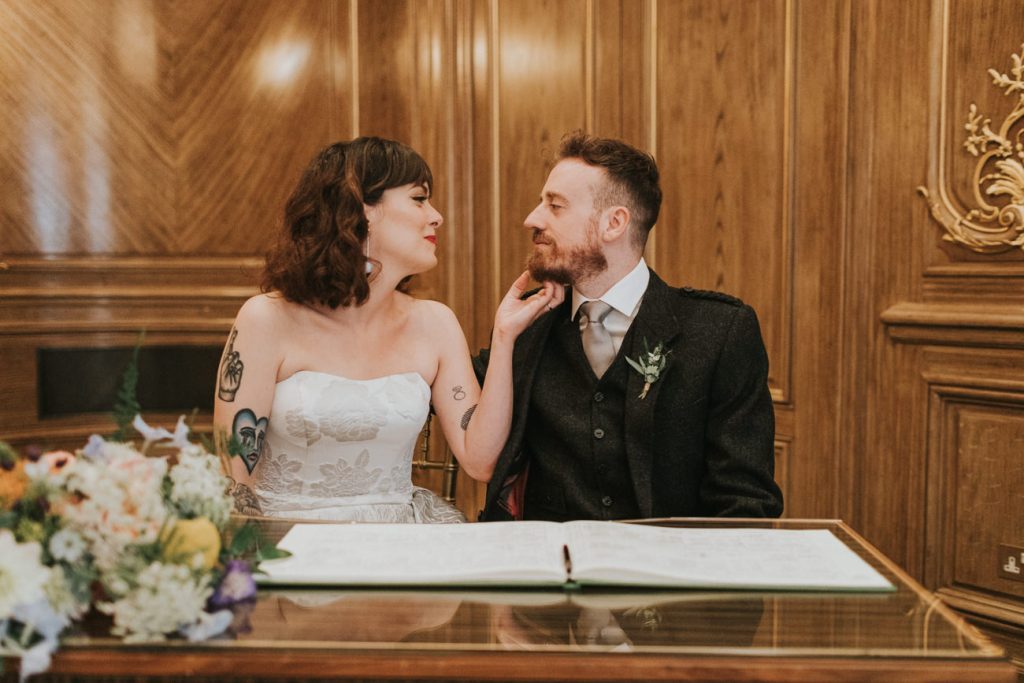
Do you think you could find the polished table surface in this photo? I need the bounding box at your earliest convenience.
[40,518,1015,682]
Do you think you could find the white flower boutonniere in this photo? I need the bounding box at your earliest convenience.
[626,339,671,399]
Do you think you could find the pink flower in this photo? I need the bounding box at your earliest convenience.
[40,451,76,472]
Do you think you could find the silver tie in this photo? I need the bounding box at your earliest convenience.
[578,300,616,379]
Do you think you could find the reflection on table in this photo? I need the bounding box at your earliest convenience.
[44,519,1014,682]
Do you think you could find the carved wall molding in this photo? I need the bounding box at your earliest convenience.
[882,301,1024,348]
[918,23,1024,253]
[0,256,257,334]
[0,256,263,287]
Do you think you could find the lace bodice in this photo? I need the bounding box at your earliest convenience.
[251,371,462,522]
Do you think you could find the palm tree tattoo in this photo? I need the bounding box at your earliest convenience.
[218,328,244,402]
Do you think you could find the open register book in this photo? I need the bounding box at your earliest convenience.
[257,521,894,592]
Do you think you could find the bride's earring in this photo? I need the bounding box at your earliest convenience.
[365,233,373,274]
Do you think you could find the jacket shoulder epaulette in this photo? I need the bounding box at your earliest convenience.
[678,286,744,307]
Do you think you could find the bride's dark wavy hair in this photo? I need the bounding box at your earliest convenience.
[261,137,433,308]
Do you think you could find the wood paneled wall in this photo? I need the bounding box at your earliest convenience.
[1,0,1022,666]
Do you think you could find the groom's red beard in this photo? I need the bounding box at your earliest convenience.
[526,224,608,286]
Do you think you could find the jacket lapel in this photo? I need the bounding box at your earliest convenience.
[623,271,682,517]
[491,294,565,492]
[511,296,565,419]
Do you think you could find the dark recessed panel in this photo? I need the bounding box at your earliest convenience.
[37,346,221,418]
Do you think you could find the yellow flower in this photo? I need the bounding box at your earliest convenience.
[160,517,221,570]
[0,461,28,510]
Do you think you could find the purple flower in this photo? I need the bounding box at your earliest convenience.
[81,434,107,461]
[208,560,256,609]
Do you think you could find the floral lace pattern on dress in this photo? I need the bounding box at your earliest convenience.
[310,450,383,498]
[284,382,389,445]
[255,371,463,523]
[255,449,304,497]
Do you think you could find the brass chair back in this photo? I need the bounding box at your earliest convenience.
[411,414,458,503]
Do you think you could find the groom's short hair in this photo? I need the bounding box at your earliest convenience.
[558,132,662,249]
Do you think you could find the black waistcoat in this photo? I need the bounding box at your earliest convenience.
[522,315,639,521]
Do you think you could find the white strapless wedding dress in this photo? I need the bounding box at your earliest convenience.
[250,371,465,523]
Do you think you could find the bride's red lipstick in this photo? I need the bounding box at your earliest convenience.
[425,236,437,244]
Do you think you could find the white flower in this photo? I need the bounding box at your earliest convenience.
[48,528,86,563]
[105,575,130,598]
[11,597,69,641]
[16,637,59,681]
[99,562,213,643]
[81,434,107,460]
[179,609,232,642]
[0,530,50,620]
[133,414,192,450]
[133,414,174,446]
[168,416,192,450]
[168,448,231,527]
[60,449,169,573]
[42,566,88,621]
[23,461,48,480]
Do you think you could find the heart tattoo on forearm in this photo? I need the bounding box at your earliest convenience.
[232,408,268,475]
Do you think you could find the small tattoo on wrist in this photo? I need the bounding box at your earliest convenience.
[452,385,466,401]
[460,404,477,430]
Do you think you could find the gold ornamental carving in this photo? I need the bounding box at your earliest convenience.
[918,43,1024,253]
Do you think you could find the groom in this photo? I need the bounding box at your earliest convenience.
[475,132,783,522]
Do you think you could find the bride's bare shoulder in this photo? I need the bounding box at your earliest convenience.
[235,293,300,330]
[408,297,459,327]
[405,297,465,349]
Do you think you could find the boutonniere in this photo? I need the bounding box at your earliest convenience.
[626,339,671,399]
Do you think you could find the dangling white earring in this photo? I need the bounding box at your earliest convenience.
[365,233,373,274]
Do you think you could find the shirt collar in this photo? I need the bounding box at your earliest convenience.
[571,258,650,320]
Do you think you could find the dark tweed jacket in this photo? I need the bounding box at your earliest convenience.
[474,270,783,521]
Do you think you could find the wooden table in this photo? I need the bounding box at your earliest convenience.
[35,519,1016,681]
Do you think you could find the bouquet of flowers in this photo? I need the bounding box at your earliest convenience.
[0,416,279,680]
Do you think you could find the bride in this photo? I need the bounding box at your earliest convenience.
[213,137,561,522]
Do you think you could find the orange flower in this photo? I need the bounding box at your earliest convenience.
[0,461,29,509]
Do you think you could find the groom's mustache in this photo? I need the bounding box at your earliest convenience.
[531,229,552,245]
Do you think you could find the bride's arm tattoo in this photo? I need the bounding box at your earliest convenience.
[217,328,245,402]
[228,478,262,516]
[460,404,477,430]
[232,408,269,474]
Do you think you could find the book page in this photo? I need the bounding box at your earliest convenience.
[257,521,569,586]
[564,523,893,591]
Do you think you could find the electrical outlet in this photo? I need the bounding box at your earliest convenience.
[998,544,1024,583]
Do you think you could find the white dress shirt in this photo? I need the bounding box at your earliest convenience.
[571,259,650,355]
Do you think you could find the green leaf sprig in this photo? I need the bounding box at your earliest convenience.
[111,331,145,442]
[625,339,671,399]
